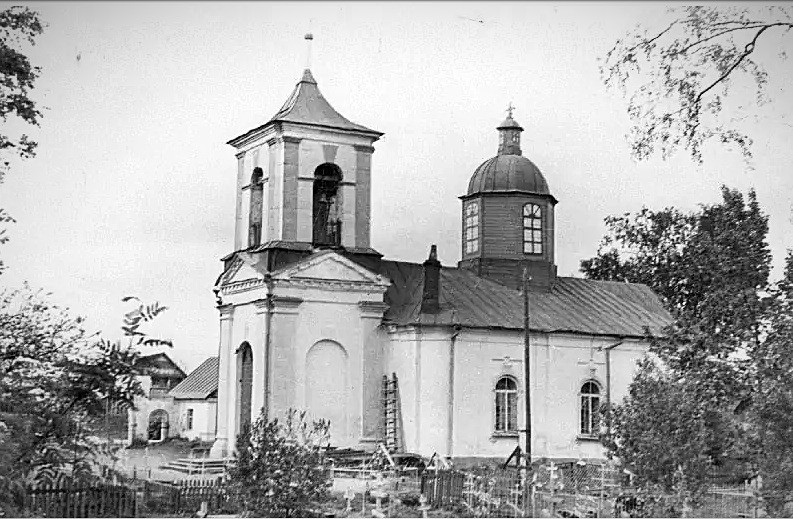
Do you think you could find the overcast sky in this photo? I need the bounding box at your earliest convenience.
[3,2,792,372]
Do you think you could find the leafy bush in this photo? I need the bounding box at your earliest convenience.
[228,408,332,517]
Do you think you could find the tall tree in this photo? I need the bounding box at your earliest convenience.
[602,6,793,163]
[585,186,774,502]
[0,6,43,276]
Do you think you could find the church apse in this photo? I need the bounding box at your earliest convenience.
[312,163,343,247]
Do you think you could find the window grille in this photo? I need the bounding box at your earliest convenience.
[465,202,480,254]
[495,376,518,433]
[580,380,601,435]
[523,203,542,254]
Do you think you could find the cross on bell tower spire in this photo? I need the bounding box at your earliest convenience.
[497,104,523,156]
[304,33,314,71]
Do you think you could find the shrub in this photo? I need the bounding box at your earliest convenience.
[227,408,332,517]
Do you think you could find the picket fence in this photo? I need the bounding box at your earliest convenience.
[23,482,137,518]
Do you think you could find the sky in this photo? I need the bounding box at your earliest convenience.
[2,2,793,373]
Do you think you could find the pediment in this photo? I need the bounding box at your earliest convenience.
[220,257,264,286]
[273,251,389,286]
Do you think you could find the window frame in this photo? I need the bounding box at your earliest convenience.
[523,203,543,255]
[579,380,601,437]
[186,408,194,430]
[464,201,480,254]
[494,376,519,435]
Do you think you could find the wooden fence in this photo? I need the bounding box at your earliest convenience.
[24,482,137,518]
[420,470,466,507]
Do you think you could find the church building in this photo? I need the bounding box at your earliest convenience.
[209,46,671,464]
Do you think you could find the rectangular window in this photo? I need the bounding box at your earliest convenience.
[523,203,543,254]
[464,201,480,254]
[186,408,194,430]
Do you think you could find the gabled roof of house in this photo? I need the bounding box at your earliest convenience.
[134,352,186,379]
[371,260,672,338]
[169,357,219,400]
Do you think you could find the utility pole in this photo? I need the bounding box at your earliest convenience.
[522,267,532,515]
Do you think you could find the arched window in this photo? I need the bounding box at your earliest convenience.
[248,168,264,247]
[464,201,479,254]
[580,380,601,436]
[523,203,542,254]
[495,376,518,433]
[313,163,343,247]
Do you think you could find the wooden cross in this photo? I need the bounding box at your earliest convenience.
[492,355,523,368]
[577,346,605,376]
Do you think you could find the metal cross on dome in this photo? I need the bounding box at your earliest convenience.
[506,102,515,118]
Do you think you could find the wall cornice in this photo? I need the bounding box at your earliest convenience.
[359,300,389,319]
[218,304,235,320]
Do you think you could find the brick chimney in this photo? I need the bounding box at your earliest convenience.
[421,244,441,314]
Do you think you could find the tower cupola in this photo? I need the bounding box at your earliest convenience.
[459,107,558,290]
[497,104,523,156]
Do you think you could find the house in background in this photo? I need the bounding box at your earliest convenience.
[168,357,219,443]
[128,352,187,443]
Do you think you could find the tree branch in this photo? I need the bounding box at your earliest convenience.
[693,24,779,106]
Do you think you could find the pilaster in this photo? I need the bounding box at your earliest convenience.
[210,305,235,458]
[354,145,373,248]
[269,296,303,420]
[234,152,246,251]
[253,298,272,421]
[281,136,302,241]
[359,301,388,444]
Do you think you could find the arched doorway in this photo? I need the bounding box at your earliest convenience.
[305,340,348,444]
[312,163,343,247]
[148,409,169,442]
[237,342,253,432]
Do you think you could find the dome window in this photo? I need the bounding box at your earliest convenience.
[464,201,480,254]
[523,203,542,254]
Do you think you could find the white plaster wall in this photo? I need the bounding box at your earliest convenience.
[216,254,389,451]
[384,329,419,453]
[178,400,218,442]
[271,286,382,446]
[386,327,650,462]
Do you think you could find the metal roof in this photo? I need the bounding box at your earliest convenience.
[467,155,550,196]
[376,261,672,338]
[168,357,219,400]
[227,69,383,145]
[269,69,382,135]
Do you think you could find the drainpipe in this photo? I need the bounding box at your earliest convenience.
[263,273,274,422]
[599,339,623,440]
[447,324,462,460]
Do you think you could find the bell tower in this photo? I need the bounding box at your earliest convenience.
[224,35,383,272]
